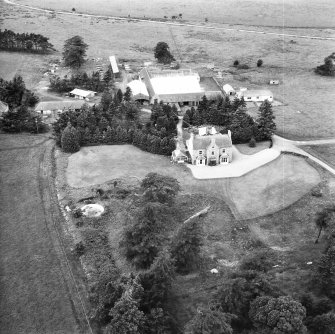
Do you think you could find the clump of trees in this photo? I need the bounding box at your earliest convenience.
[257,59,263,67]
[315,53,335,77]
[61,122,80,153]
[154,42,175,64]
[0,29,54,53]
[49,71,106,93]
[63,35,88,68]
[0,76,47,133]
[184,95,276,143]
[53,93,177,156]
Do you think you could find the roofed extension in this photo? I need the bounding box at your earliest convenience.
[109,56,119,74]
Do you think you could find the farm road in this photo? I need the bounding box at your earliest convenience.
[3,0,335,41]
[0,134,91,334]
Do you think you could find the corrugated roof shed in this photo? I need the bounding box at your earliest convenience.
[109,56,119,74]
[35,100,86,111]
[70,88,96,98]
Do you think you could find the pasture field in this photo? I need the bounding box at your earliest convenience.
[0,134,90,333]
[303,144,335,169]
[1,0,334,140]
[58,144,335,329]
[14,0,335,28]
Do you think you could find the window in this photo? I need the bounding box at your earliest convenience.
[212,151,215,155]
[223,158,227,163]
[247,97,251,100]
[222,149,225,153]
[256,96,259,99]
[199,150,203,155]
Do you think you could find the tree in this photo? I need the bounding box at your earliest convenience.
[124,87,132,102]
[183,113,190,128]
[257,59,263,67]
[140,250,175,312]
[233,60,239,67]
[239,249,276,273]
[256,100,276,140]
[62,35,88,68]
[107,294,145,334]
[309,312,335,334]
[61,122,80,153]
[184,307,235,334]
[315,53,335,77]
[124,204,161,269]
[249,296,306,334]
[141,173,181,205]
[171,216,203,274]
[192,110,202,126]
[317,246,335,297]
[154,42,175,64]
[314,205,335,243]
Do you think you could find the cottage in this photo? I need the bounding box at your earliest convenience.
[69,88,97,101]
[236,88,273,103]
[222,84,235,96]
[35,100,86,115]
[186,129,233,166]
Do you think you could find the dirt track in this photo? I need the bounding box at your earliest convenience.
[0,134,91,334]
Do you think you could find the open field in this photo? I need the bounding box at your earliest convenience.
[13,0,335,28]
[303,144,335,169]
[0,134,90,333]
[57,143,335,330]
[1,0,334,140]
[66,144,321,220]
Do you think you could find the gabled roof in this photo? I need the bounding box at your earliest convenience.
[35,100,86,111]
[192,133,232,150]
[223,84,235,93]
[127,80,149,99]
[70,88,96,97]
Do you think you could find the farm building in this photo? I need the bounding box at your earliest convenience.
[269,80,279,85]
[35,101,86,115]
[236,88,273,102]
[109,56,120,77]
[139,68,223,106]
[69,88,97,101]
[186,128,233,166]
[127,80,150,102]
[0,101,9,116]
[222,84,235,96]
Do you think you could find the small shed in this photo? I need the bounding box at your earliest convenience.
[109,56,120,77]
[269,80,279,85]
[69,88,97,101]
[222,84,235,96]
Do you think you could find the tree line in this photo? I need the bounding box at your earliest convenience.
[0,29,54,53]
[183,95,276,144]
[55,90,178,156]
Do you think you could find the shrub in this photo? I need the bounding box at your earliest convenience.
[61,123,80,153]
[239,249,276,272]
[233,60,239,66]
[237,64,249,70]
[311,187,323,197]
[74,241,85,256]
[249,137,256,148]
[73,207,83,218]
[257,59,263,67]
[75,220,84,228]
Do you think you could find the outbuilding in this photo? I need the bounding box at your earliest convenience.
[69,88,97,101]
[222,84,235,96]
[127,80,150,102]
[109,56,120,77]
[35,100,86,115]
[236,88,273,102]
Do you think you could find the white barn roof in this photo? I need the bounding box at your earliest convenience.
[223,84,235,93]
[109,56,119,74]
[150,75,203,96]
[127,80,149,99]
[70,88,96,98]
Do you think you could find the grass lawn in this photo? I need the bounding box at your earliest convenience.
[302,144,335,169]
[235,140,270,155]
[0,134,88,333]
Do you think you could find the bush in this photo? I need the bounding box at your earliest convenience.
[237,64,249,70]
[233,60,239,66]
[239,249,276,272]
[74,241,85,256]
[311,187,323,197]
[73,207,83,218]
[249,137,256,148]
[257,59,263,67]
